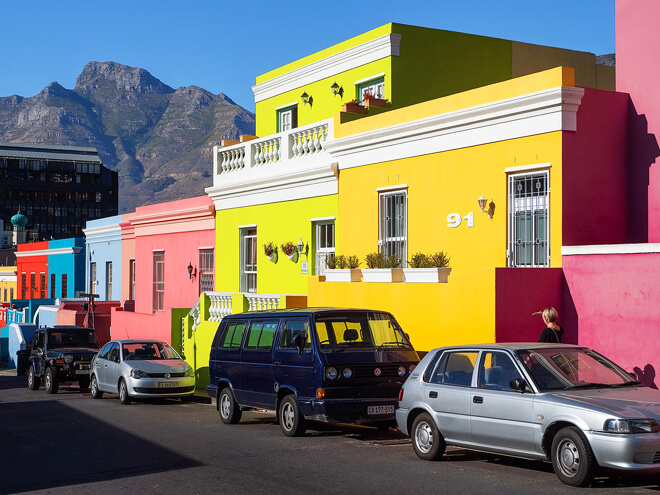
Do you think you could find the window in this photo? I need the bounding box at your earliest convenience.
[379,190,407,265]
[508,171,549,267]
[30,273,35,299]
[129,259,136,300]
[199,249,214,293]
[50,274,56,299]
[430,351,478,386]
[240,228,257,293]
[278,105,298,132]
[279,320,311,351]
[244,320,278,350]
[314,221,335,276]
[3,288,6,302]
[90,262,97,295]
[358,77,385,101]
[21,274,26,298]
[477,351,522,391]
[62,274,68,298]
[106,262,113,301]
[40,273,46,299]
[9,288,13,301]
[153,252,165,312]
[219,321,247,349]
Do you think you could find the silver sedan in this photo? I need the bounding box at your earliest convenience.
[90,339,195,404]
[396,343,660,487]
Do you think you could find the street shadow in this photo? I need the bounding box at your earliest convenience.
[0,374,24,390]
[633,364,658,389]
[0,400,201,494]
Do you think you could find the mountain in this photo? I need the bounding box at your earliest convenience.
[0,62,255,212]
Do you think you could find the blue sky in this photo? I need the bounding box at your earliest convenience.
[1,0,614,111]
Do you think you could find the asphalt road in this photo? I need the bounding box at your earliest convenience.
[1,373,660,495]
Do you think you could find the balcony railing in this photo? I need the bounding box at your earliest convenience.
[213,119,333,181]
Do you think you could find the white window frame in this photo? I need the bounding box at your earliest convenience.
[278,104,298,132]
[153,251,165,312]
[378,189,407,266]
[240,228,257,293]
[106,261,113,301]
[507,170,550,267]
[89,262,97,295]
[314,221,335,276]
[357,76,385,101]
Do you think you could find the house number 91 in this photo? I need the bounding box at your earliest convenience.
[447,212,474,228]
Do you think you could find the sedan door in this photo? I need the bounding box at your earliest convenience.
[97,343,120,392]
[469,351,538,455]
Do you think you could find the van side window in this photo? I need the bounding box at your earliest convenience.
[430,351,478,387]
[245,320,278,350]
[220,321,246,349]
[279,320,311,350]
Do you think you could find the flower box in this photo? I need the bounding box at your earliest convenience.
[361,268,404,283]
[364,97,387,108]
[402,267,452,283]
[342,102,364,114]
[324,269,362,282]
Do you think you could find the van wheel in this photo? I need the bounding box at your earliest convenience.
[551,427,596,487]
[28,365,40,390]
[411,412,446,461]
[219,387,242,424]
[45,367,59,394]
[279,395,306,437]
[90,374,103,399]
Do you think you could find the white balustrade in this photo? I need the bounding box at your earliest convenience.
[246,294,281,312]
[291,123,328,158]
[218,147,246,174]
[207,292,233,321]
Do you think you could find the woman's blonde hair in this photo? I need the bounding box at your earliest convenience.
[542,307,558,323]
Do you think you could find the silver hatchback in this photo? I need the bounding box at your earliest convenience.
[396,343,660,487]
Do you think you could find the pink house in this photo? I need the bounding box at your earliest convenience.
[111,196,215,344]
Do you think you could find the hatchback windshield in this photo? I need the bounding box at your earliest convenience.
[122,342,181,360]
[47,330,97,348]
[517,347,639,392]
[314,312,411,351]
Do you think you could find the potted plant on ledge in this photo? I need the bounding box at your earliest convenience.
[341,99,365,114]
[363,91,387,108]
[362,251,403,283]
[264,242,278,263]
[403,251,451,283]
[281,241,299,263]
[324,254,362,282]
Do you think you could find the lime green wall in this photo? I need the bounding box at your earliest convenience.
[215,195,338,295]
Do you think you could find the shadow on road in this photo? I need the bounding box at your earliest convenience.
[0,375,24,391]
[0,400,201,494]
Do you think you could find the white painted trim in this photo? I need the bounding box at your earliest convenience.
[15,247,82,258]
[353,73,386,86]
[562,244,660,256]
[376,184,408,193]
[310,216,336,222]
[275,102,299,111]
[504,163,552,174]
[237,224,257,229]
[152,249,165,253]
[197,246,214,250]
[252,34,401,103]
[325,86,585,170]
[82,224,121,237]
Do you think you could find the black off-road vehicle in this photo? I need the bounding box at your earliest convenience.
[27,326,99,394]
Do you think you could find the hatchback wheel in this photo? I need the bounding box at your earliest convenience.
[279,395,306,437]
[45,367,59,394]
[218,387,242,424]
[411,412,446,461]
[28,364,40,390]
[551,426,596,487]
[119,378,131,405]
[90,374,103,399]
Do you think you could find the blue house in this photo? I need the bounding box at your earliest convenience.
[84,215,123,301]
[47,238,85,298]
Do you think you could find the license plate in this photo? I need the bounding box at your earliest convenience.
[367,405,394,416]
[158,381,180,388]
[75,370,89,375]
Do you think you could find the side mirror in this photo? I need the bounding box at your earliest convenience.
[509,378,528,393]
[292,334,306,355]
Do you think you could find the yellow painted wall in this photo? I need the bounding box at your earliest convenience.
[215,195,338,295]
[0,268,17,304]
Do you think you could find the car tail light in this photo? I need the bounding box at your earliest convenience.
[398,388,404,401]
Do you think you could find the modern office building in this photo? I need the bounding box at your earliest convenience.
[0,142,118,241]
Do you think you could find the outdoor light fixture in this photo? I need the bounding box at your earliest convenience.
[301,91,312,106]
[477,195,495,219]
[331,81,343,97]
[297,237,309,259]
[187,262,197,280]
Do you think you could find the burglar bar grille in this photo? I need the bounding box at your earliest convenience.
[508,171,549,267]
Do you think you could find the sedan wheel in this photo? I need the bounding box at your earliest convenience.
[119,379,131,405]
[551,426,596,487]
[91,375,103,399]
[411,412,446,461]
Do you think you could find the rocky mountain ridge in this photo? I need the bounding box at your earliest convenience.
[0,61,255,212]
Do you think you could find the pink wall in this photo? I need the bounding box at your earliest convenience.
[562,88,629,245]
[120,212,136,302]
[563,252,660,387]
[616,0,660,242]
[495,268,568,343]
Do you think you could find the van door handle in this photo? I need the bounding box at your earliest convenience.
[273,361,282,366]
[473,396,483,404]
[429,391,438,398]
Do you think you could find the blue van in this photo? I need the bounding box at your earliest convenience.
[207,308,419,436]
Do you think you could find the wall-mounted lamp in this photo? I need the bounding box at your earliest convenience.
[478,195,495,219]
[331,81,344,98]
[301,91,313,106]
[187,262,197,280]
[297,237,309,259]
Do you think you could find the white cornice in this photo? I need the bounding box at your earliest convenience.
[562,244,660,256]
[325,86,585,169]
[83,224,122,244]
[83,224,121,237]
[130,205,214,228]
[252,34,401,103]
[16,247,83,258]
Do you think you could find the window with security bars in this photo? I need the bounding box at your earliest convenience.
[40,273,46,299]
[21,274,26,298]
[314,222,335,276]
[62,274,67,298]
[90,262,97,295]
[240,228,257,293]
[106,262,113,301]
[50,274,56,299]
[508,171,549,267]
[199,249,214,293]
[153,252,165,312]
[379,190,407,266]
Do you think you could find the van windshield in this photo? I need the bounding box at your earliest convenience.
[314,312,411,352]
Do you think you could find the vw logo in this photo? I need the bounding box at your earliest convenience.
[164,373,171,379]
[374,368,382,376]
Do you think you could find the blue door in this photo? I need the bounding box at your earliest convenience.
[272,318,315,403]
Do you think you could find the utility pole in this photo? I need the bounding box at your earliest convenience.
[79,292,99,329]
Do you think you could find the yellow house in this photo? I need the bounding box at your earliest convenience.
[0,266,17,304]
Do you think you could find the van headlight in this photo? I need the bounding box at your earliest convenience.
[342,368,353,379]
[325,367,338,381]
[604,419,660,434]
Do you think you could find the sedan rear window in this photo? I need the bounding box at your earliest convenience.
[430,351,478,386]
